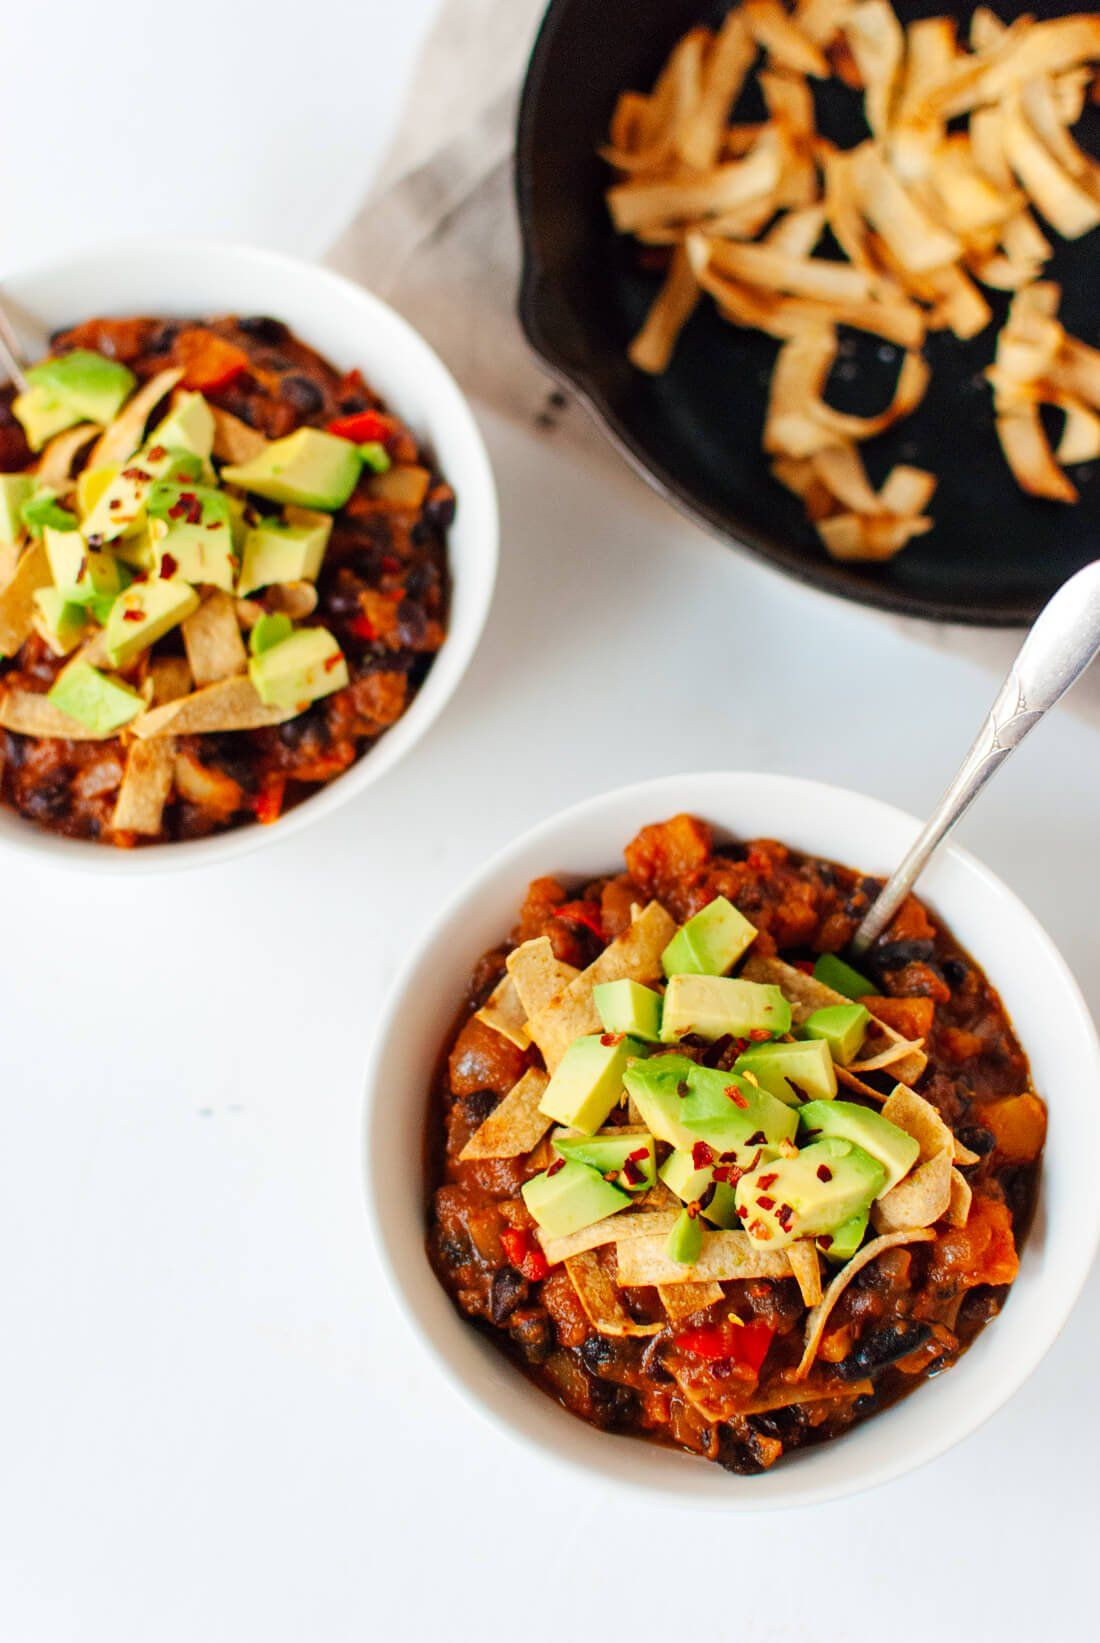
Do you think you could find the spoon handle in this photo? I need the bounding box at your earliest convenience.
[851,559,1100,956]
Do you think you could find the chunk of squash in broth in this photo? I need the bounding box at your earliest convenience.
[448,1015,528,1097]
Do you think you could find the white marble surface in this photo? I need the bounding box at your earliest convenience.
[1,4,1098,1640]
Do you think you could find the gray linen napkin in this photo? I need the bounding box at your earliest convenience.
[326,0,1099,725]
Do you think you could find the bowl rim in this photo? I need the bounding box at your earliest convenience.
[0,236,499,874]
[513,0,1037,629]
[362,769,1100,1509]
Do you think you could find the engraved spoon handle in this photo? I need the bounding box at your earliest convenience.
[0,293,28,391]
[852,559,1100,956]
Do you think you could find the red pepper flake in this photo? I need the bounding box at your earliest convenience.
[677,1080,691,1099]
[712,1166,729,1183]
[122,608,144,623]
[756,1195,776,1212]
[747,1130,766,1145]
[622,1154,646,1186]
[724,1085,749,1109]
[159,552,179,579]
[323,652,342,672]
[381,554,401,574]
[146,445,166,462]
[817,1164,833,1182]
[749,1028,773,1042]
[818,1234,834,1250]
[599,1031,625,1047]
[749,1220,772,1241]
[206,520,225,530]
[776,1204,794,1232]
[349,615,377,642]
[691,1140,715,1170]
[686,1201,701,1219]
[793,960,815,975]
[168,492,202,525]
[545,1157,566,1178]
[108,498,121,510]
[121,466,150,482]
[757,1171,778,1190]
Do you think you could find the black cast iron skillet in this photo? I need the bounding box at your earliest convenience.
[516,0,1100,625]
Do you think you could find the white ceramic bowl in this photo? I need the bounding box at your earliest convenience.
[0,239,498,871]
[364,771,1100,1509]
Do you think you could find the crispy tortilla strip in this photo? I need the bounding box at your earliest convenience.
[658,1280,726,1321]
[182,591,248,686]
[566,1249,663,1337]
[705,238,873,302]
[34,423,98,488]
[0,541,50,658]
[882,1084,954,1158]
[948,1166,973,1229]
[0,686,114,740]
[506,937,579,1020]
[764,325,929,456]
[1051,336,1100,408]
[848,1036,926,1074]
[474,973,531,1051]
[111,737,175,835]
[458,1067,550,1162]
[629,244,701,373]
[796,1227,936,1377]
[872,1146,952,1231]
[133,675,295,738]
[671,1363,872,1423]
[526,902,677,1072]
[608,141,783,234]
[211,405,268,464]
[923,16,1100,122]
[817,511,932,562]
[849,142,963,273]
[149,655,192,704]
[954,1135,980,1167]
[843,0,904,137]
[743,954,927,1085]
[539,1209,679,1267]
[765,203,827,256]
[616,1228,795,1287]
[676,9,757,171]
[745,0,828,77]
[89,368,183,469]
[1058,398,1100,464]
[996,406,1077,502]
[787,1238,824,1306]
[1001,90,1100,240]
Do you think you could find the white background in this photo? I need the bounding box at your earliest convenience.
[1,3,1098,1640]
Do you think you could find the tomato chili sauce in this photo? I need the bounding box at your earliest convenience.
[426,815,1046,1474]
[0,316,451,844]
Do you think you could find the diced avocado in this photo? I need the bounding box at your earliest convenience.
[0,475,35,542]
[222,428,361,510]
[537,1033,648,1135]
[249,612,294,656]
[661,896,757,978]
[76,465,119,520]
[734,1038,837,1105]
[358,440,391,473]
[521,1158,631,1240]
[818,1209,868,1263]
[797,1099,920,1195]
[24,350,135,425]
[236,513,332,597]
[660,1147,716,1206]
[625,1055,797,1160]
[43,528,126,609]
[666,1207,703,1266]
[703,1181,741,1229]
[735,1137,886,1249]
[82,447,203,543]
[660,974,791,1042]
[800,1003,871,1066]
[592,978,662,1041]
[147,482,236,590]
[21,489,79,536]
[12,386,81,452]
[32,588,86,654]
[552,1129,656,1193]
[813,952,876,1000]
[47,663,143,734]
[248,627,349,710]
[148,392,215,461]
[105,578,200,666]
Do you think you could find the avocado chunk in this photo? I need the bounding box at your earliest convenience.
[797,1099,919,1195]
[47,662,143,734]
[703,1181,741,1229]
[800,1002,871,1065]
[32,588,86,654]
[222,428,361,509]
[24,350,135,425]
[521,1158,631,1240]
[249,611,294,656]
[818,1209,869,1263]
[0,475,35,542]
[552,1129,656,1193]
[43,528,126,609]
[734,1038,837,1104]
[537,1033,648,1135]
[11,386,81,452]
[248,627,349,710]
[21,489,79,536]
[105,578,200,666]
[660,1148,742,1227]
[625,1055,797,1159]
[82,447,204,543]
[148,392,215,461]
[147,481,236,590]
[236,515,332,596]
[660,974,791,1042]
[813,952,875,1000]
[661,895,757,978]
[735,1137,887,1248]
[666,1207,704,1265]
[76,465,119,521]
[592,978,662,1041]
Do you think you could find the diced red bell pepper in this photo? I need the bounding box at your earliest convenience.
[349,614,378,642]
[552,900,606,943]
[674,1320,774,1376]
[174,328,250,393]
[500,1228,550,1284]
[327,409,394,445]
[252,775,286,827]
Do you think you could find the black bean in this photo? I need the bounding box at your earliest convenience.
[838,1321,931,1378]
[490,1266,528,1324]
[21,771,71,822]
[424,487,456,530]
[280,374,324,417]
[438,1234,470,1271]
[3,731,27,769]
[580,1334,617,1371]
[859,875,881,898]
[716,1426,766,1475]
[588,1377,638,1429]
[148,322,180,354]
[942,957,970,987]
[871,938,935,972]
[749,1405,806,1443]
[339,392,369,414]
[509,1310,554,1365]
[463,1088,498,1125]
[396,599,428,648]
[277,702,329,749]
[237,315,288,343]
[957,1124,996,1157]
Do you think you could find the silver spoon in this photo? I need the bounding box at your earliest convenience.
[0,295,29,392]
[851,558,1100,957]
